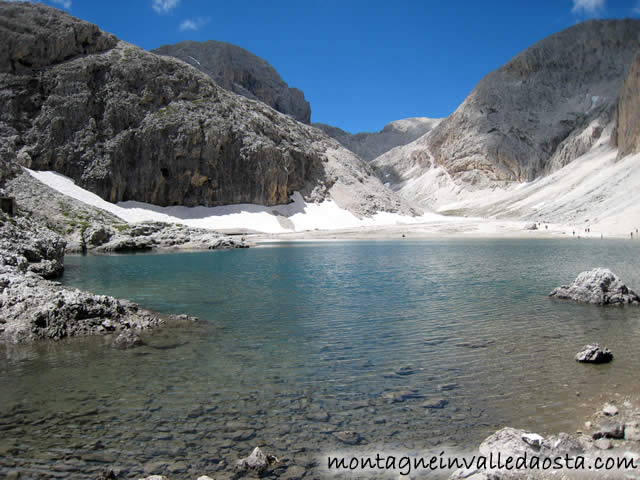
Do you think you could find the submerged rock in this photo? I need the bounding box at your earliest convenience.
[305,411,330,422]
[575,344,613,363]
[333,430,362,445]
[549,268,640,305]
[113,329,145,349]
[381,389,423,403]
[394,365,415,376]
[438,383,459,392]
[279,465,307,480]
[423,398,449,409]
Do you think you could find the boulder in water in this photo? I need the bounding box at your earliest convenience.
[549,268,640,305]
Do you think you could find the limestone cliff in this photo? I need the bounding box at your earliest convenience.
[373,19,640,209]
[615,50,640,158]
[313,118,441,162]
[152,40,311,124]
[428,19,640,184]
[0,2,416,217]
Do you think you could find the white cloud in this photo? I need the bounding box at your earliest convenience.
[152,0,180,14]
[179,16,210,32]
[571,0,606,16]
[634,0,640,13]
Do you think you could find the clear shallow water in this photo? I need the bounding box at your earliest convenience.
[1,239,640,479]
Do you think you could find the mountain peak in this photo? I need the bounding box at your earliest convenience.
[152,40,311,124]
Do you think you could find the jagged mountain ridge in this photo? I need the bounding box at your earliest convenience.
[152,40,311,124]
[313,117,442,162]
[373,19,640,209]
[0,1,417,218]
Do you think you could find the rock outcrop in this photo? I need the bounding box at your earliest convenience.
[0,267,164,343]
[0,211,169,343]
[86,222,249,253]
[374,20,640,209]
[233,447,279,474]
[313,117,442,162]
[152,40,311,124]
[549,268,640,305]
[615,49,640,158]
[2,169,249,253]
[0,2,415,218]
[450,427,586,479]
[575,344,614,363]
[0,210,65,279]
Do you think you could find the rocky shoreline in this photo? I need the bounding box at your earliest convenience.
[446,397,640,480]
[0,176,248,344]
[80,397,640,480]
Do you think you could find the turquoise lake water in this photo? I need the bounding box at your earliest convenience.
[1,239,640,479]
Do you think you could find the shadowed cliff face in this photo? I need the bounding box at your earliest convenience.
[0,2,416,216]
[1,37,316,207]
[615,50,640,158]
[152,40,311,125]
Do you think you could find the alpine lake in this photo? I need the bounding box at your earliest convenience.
[1,238,640,479]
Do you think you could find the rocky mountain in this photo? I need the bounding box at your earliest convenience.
[152,40,311,124]
[313,117,442,162]
[614,49,640,158]
[0,2,417,218]
[373,19,640,208]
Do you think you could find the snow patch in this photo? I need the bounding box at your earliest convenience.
[187,56,201,66]
[26,169,430,234]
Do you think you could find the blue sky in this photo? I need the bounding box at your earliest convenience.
[23,0,640,133]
